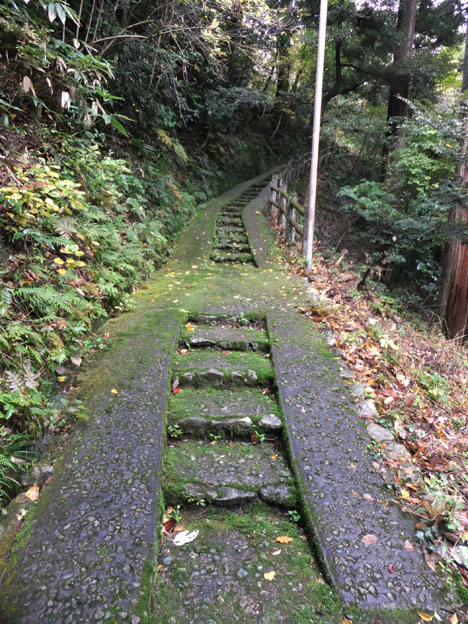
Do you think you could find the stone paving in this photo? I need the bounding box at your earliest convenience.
[0,171,461,623]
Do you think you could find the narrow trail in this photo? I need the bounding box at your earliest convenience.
[0,174,457,623]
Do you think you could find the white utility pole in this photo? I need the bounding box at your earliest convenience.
[304,0,328,268]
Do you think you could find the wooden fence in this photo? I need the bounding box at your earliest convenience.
[267,153,310,245]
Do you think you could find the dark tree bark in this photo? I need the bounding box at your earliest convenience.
[381,0,418,177]
[441,18,468,342]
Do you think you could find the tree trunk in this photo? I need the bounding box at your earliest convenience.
[381,0,418,178]
[441,19,468,343]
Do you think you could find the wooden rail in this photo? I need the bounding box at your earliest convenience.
[267,153,310,245]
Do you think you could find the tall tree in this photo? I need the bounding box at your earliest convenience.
[381,0,418,175]
[441,17,468,342]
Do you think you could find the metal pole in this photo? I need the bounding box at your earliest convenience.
[304,0,328,268]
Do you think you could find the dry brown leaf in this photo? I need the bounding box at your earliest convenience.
[361,534,378,546]
[363,493,375,502]
[25,486,40,502]
[276,536,293,544]
[404,540,414,552]
[417,613,433,622]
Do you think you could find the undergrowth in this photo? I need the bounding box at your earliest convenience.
[0,129,199,504]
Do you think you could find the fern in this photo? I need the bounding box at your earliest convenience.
[15,286,87,316]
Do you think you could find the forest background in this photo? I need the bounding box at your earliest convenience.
[1,0,468,598]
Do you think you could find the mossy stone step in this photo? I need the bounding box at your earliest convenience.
[152,504,340,624]
[217,226,246,234]
[172,350,274,387]
[180,326,269,351]
[211,252,253,264]
[217,216,243,225]
[163,440,295,507]
[168,388,282,438]
[216,234,249,244]
[213,243,251,252]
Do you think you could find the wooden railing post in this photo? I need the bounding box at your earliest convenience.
[287,199,296,243]
[278,183,287,230]
[269,174,279,220]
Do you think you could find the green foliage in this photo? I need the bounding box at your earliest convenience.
[0,429,31,505]
[338,110,461,296]
[0,135,197,496]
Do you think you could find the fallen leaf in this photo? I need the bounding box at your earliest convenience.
[342,619,352,624]
[417,613,433,622]
[361,534,378,546]
[387,564,395,573]
[111,388,118,394]
[70,356,82,367]
[264,571,275,581]
[57,376,66,383]
[400,489,410,500]
[363,493,375,502]
[25,486,40,501]
[173,529,199,546]
[157,564,164,572]
[450,614,458,624]
[404,540,414,552]
[271,549,281,556]
[172,388,181,394]
[172,379,179,391]
[162,518,176,536]
[276,536,293,544]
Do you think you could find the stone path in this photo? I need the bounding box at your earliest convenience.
[0,172,460,623]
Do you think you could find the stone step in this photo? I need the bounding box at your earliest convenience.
[216,234,249,244]
[152,504,338,623]
[172,350,274,387]
[217,225,245,233]
[217,217,243,226]
[213,243,251,253]
[211,252,253,264]
[180,326,269,351]
[163,440,295,508]
[168,388,282,438]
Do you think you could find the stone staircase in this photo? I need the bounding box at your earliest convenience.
[211,182,266,264]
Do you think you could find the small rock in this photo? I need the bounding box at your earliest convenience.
[201,368,225,382]
[339,367,354,380]
[181,372,194,383]
[212,417,253,434]
[163,556,172,565]
[349,383,367,400]
[178,417,208,435]
[400,461,422,483]
[258,413,282,431]
[213,487,256,507]
[237,568,248,579]
[190,337,217,347]
[367,423,394,443]
[384,442,412,463]
[131,616,140,624]
[357,400,378,419]
[451,545,468,568]
[247,369,258,382]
